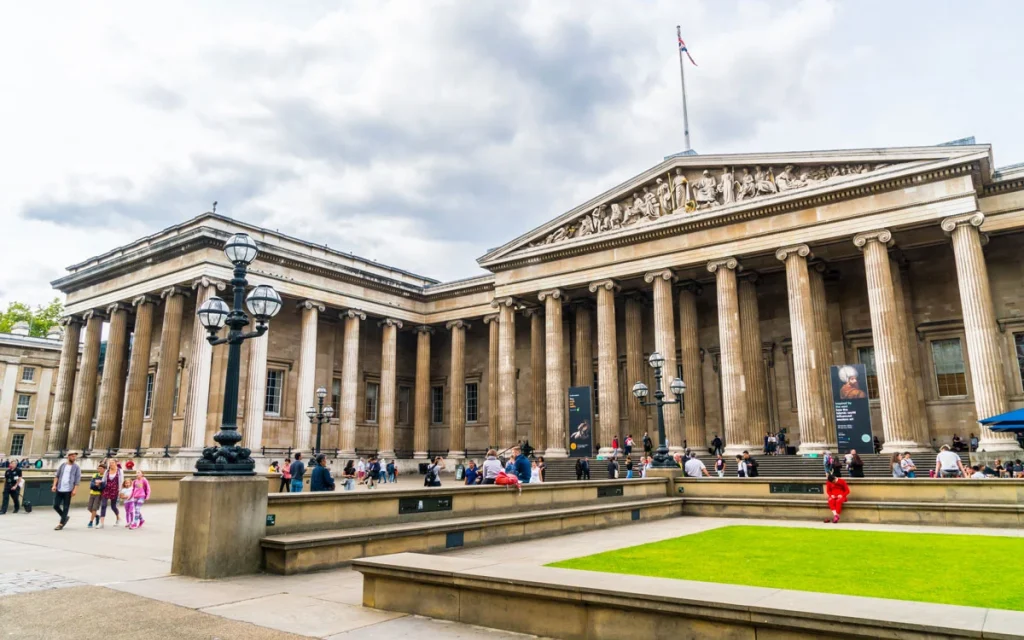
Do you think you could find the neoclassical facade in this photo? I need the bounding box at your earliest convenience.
[0,323,67,457]
[44,143,1024,466]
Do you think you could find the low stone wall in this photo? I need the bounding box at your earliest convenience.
[354,553,1024,640]
[22,471,280,507]
[675,477,1024,503]
[265,478,669,535]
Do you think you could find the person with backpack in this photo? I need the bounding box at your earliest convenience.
[1,458,22,514]
[386,460,397,484]
[366,457,381,489]
[425,456,445,487]
[87,462,107,528]
[642,432,653,457]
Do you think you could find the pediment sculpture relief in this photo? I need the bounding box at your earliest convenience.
[532,163,888,247]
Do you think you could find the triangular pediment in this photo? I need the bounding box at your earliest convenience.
[478,144,992,268]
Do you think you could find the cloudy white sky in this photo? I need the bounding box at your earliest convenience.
[2,0,1022,305]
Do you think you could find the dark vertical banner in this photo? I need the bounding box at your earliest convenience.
[831,364,873,454]
[567,386,593,458]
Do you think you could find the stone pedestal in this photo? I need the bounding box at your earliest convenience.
[171,475,268,579]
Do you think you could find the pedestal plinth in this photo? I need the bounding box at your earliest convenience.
[171,475,268,579]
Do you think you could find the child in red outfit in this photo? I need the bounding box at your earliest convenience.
[824,473,849,523]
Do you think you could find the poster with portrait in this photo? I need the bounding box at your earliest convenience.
[830,364,873,454]
[567,386,593,458]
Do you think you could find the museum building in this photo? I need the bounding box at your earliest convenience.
[34,142,1024,466]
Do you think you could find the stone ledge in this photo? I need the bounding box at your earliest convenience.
[353,553,1024,639]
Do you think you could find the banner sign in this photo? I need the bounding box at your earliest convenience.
[830,364,874,454]
[567,386,594,458]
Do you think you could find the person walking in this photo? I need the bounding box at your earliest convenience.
[98,460,123,528]
[356,458,366,483]
[128,470,150,529]
[711,434,723,456]
[386,460,397,484]
[581,457,591,480]
[279,455,292,492]
[341,460,356,491]
[1,458,22,514]
[624,435,634,456]
[606,455,619,479]
[642,432,653,457]
[481,450,502,485]
[624,456,634,479]
[611,435,620,455]
[366,457,381,489]
[735,454,747,478]
[425,456,445,487]
[289,452,306,492]
[824,473,850,523]
[742,451,759,478]
[310,454,335,492]
[87,462,106,529]
[119,477,134,524]
[849,451,865,478]
[714,454,725,478]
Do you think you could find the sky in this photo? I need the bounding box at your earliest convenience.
[2,0,1023,306]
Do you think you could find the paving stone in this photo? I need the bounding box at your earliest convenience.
[0,570,84,596]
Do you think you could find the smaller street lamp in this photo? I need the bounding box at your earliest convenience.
[307,386,334,456]
[632,351,686,468]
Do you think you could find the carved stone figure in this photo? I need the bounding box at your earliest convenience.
[775,165,805,191]
[718,167,735,205]
[630,192,646,222]
[576,213,595,237]
[656,178,673,215]
[643,187,659,219]
[736,168,756,201]
[754,166,777,195]
[693,169,718,207]
[609,203,623,229]
[672,168,688,209]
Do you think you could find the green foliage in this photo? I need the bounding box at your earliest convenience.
[548,525,1024,611]
[0,298,65,337]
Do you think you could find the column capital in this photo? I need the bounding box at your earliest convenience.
[738,271,760,285]
[445,319,471,331]
[588,279,620,294]
[339,309,366,321]
[298,299,326,313]
[160,285,190,300]
[105,302,129,316]
[132,294,158,307]
[413,324,435,335]
[644,268,676,284]
[774,244,811,262]
[941,212,985,234]
[521,307,543,319]
[676,280,703,296]
[809,259,829,275]
[82,309,109,322]
[706,257,741,273]
[490,296,517,309]
[482,314,499,325]
[191,276,227,292]
[537,288,566,302]
[853,229,893,250]
[378,318,403,329]
[58,315,84,327]
[623,290,650,304]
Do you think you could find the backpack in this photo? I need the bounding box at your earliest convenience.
[423,465,437,486]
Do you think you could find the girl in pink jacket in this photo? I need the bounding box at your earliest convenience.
[127,470,151,530]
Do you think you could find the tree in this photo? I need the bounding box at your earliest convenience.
[0,298,65,338]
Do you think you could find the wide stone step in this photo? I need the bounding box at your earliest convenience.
[261,496,685,575]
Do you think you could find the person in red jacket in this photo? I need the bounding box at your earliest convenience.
[824,473,850,523]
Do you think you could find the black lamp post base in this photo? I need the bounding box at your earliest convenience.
[651,446,677,469]
[195,445,256,476]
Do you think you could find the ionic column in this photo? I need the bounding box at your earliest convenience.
[494,297,518,450]
[183,278,225,451]
[525,308,547,453]
[119,296,156,451]
[809,263,838,449]
[853,230,929,452]
[413,325,433,459]
[776,246,826,452]
[738,273,770,448]
[94,303,130,451]
[677,283,705,449]
[241,323,269,451]
[644,269,682,452]
[47,315,83,452]
[484,314,500,449]
[148,287,188,452]
[67,310,106,450]
[539,289,567,458]
[293,300,324,452]
[377,318,402,457]
[590,280,620,456]
[624,293,647,440]
[338,310,365,456]
[572,303,594,390]
[707,258,747,455]
[446,320,469,458]
[942,214,1021,451]
[889,260,930,446]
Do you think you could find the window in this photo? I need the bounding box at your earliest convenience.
[365,382,379,422]
[675,363,685,409]
[331,378,341,415]
[21,366,35,383]
[593,371,600,415]
[856,347,880,400]
[144,373,155,418]
[932,338,968,397]
[15,395,31,421]
[431,386,444,424]
[172,368,182,416]
[465,382,479,423]
[1015,333,1024,391]
[265,369,285,415]
[398,386,412,425]
[10,433,25,456]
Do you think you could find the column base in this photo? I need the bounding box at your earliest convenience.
[668,445,685,455]
[413,451,429,460]
[977,438,1023,453]
[339,449,356,459]
[544,448,568,459]
[379,450,396,459]
[598,447,615,457]
[880,441,934,455]
[446,450,465,460]
[723,444,750,456]
[796,442,833,456]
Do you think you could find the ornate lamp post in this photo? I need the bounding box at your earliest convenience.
[195,233,282,476]
[631,351,686,468]
[306,386,334,456]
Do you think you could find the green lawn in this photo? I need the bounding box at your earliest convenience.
[548,525,1024,611]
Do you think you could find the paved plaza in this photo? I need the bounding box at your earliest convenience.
[1,503,1021,639]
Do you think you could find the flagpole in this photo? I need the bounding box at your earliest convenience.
[676,25,691,152]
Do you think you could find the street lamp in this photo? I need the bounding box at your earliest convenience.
[195,233,282,476]
[632,351,686,468]
[306,386,334,456]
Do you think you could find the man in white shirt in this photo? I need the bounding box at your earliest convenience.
[51,451,81,530]
[934,445,966,478]
[684,452,710,478]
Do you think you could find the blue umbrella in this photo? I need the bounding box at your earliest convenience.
[978,407,1024,432]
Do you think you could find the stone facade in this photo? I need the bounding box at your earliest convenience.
[0,325,70,457]
[45,143,1024,466]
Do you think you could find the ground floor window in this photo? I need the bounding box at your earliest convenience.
[931,338,968,397]
[265,369,285,415]
[398,386,411,425]
[15,394,31,421]
[466,382,479,422]
[431,385,444,424]
[10,433,25,456]
[331,378,341,415]
[144,373,155,417]
[1015,332,1024,391]
[856,346,880,399]
[365,381,379,423]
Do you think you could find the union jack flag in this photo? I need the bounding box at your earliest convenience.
[678,36,697,66]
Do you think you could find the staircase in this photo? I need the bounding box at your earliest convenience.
[541,452,966,481]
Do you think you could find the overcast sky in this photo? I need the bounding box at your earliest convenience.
[2,0,1022,306]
